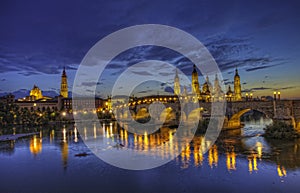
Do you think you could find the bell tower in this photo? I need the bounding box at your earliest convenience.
[174,69,181,95]
[234,68,242,101]
[192,64,201,97]
[60,67,68,98]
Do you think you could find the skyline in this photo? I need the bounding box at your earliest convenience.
[0,0,300,99]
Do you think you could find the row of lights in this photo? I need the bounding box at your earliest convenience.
[245,93,253,101]
[273,91,281,101]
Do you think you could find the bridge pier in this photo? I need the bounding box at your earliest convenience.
[223,118,243,129]
[296,122,300,131]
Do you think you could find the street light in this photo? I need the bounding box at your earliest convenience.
[273,91,277,101]
[278,91,281,101]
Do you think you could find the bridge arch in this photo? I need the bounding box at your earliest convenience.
[187,108,205,123]
[227,108,270,128]
[136,107,150,120]
[159,107,176,123]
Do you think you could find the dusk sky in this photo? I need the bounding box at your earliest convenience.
[1,0,300,99]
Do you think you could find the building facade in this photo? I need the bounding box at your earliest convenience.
[173,65,243,102]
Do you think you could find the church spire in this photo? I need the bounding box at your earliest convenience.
[62,66,66,76]
[191,64,201,98]
[235,67,239,77]
[234,67,242,101]
[192,64,197,73]
[174,69,181,95]
[60,67,68,98]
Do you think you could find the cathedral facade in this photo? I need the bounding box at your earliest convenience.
[173,65,242,102]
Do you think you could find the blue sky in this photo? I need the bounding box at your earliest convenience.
[0,0,300,98]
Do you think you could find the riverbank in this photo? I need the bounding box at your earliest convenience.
[263,121,300,139]
[0,132,38,142]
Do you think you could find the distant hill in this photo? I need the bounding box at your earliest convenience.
[0,89,30,99]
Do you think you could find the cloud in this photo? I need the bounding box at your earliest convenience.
[278,86,297,90]
[106,63,126,70]
[245,64,278,72]
[242,87,272,93]
[0,0,297,98]
[81,81,102,87]
[224,81,233,85]
[159,72,174,76]
[131,71,153,76]
[18,71,41,76]
[138,90,153,94]
[0,45,79,75]
[243,86,297,93]
[164,86,174,93]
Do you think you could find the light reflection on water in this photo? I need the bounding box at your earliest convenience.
[0,118,299,192]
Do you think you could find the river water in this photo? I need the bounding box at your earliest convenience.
[0,118,299,193]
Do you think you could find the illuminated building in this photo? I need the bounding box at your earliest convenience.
[19,85,53,102]
[173,65,243,102]
[201,76,212,102]
[60,67,68,98]
[226,85,234,101]
[174,69,181,96]
[191,64,201,98]
[234,68,242,101]
[30,85,43,100]
[213,74,224,101]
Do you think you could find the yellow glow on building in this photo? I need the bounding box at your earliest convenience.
[30,85,43,100]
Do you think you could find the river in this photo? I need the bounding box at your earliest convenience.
[0,118,299,193]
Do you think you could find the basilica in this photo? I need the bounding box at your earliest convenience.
[18,67,69,102]
[174,65,242,102]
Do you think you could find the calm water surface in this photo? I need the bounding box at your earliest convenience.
[0,118,300,193]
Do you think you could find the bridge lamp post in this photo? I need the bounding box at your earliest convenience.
[250,93,253,101]
[245,93,248,101]
[273,91,277,101]
[278,92,281,101]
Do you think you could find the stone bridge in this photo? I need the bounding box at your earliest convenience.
[114,98,300,130]
[223,100,299,129]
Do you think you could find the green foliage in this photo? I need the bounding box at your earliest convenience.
[264,121,300,139]
[0,102,61,127]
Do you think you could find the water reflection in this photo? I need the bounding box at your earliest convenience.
[0,120,299,178]
[248,153,258,173]
[226,147,236,171]
[208,145,218,168]
[29,135,42,155]
[277,165,287,177]
[61,139,68,169]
